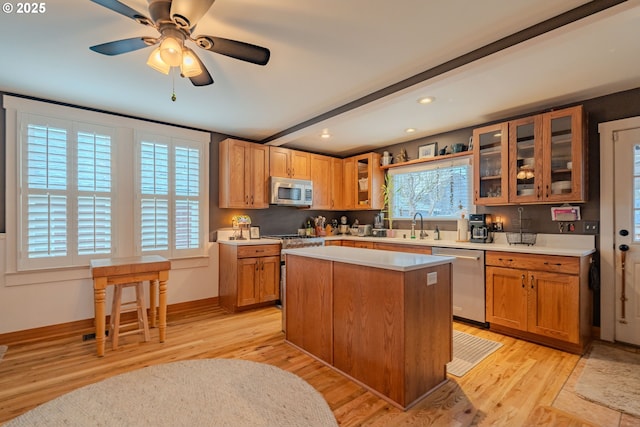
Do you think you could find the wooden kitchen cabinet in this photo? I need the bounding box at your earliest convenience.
[485,251,591,354]
[269,146,311,179]
[310,154,343,210]
[509,105,587,203]
[474,122,509,205]
[219,244,281,312]
[373,242,432,254]
[474,105,587,205]
[219,138,269,209]
[343,152,384,210]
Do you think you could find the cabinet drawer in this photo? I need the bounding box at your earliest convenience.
[486,251,579,274]
[237,244,281,258]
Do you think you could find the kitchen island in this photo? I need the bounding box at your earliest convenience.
[283,245,454,410]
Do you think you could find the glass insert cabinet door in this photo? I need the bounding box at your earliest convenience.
[473,122,509,205]
[509,115,542,202]
[542,106,584,202]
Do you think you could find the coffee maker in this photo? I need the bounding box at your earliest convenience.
[469,214,493,243]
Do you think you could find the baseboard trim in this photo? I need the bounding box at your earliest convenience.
[0,297,218,346]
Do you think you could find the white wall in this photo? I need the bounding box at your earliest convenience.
[0,234,220,335]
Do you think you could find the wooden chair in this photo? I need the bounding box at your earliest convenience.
[109,282,150,350]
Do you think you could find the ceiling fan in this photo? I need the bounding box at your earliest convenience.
[89,0,271,87]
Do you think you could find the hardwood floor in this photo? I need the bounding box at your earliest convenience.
[0,303,637,426]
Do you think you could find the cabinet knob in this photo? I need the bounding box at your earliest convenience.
[530,275,535,289]
[521,274,526,288]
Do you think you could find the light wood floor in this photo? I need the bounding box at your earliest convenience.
[0,303,638,426]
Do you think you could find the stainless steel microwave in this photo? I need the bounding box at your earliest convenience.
[270,177,313,207]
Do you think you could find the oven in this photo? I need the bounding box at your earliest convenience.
[263,234,324,332]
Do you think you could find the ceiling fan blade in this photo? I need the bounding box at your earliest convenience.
[90,37,157,56]
[188,53,214,86]
[170,0,215,28]
[195,36,270,66]
[90,0,152,25]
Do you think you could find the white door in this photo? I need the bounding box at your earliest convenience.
[613,127,640,345]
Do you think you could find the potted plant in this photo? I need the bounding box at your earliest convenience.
[381,173,394,235]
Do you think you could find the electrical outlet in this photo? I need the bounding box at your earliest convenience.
[583,220,599,234]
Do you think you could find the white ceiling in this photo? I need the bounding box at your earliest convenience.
[1,0,639,156]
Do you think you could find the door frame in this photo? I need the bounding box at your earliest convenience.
[598,116,640,342]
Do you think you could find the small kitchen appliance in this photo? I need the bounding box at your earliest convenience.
[469,214,493,243]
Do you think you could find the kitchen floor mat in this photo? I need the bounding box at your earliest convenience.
[574,342,640,418]
[447,330,502,377]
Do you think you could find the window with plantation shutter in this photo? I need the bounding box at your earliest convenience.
[20,116,114,269]
[136,135,204,258]
[6,96,209,274]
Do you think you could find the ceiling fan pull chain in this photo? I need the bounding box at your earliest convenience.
[171,68,177,102]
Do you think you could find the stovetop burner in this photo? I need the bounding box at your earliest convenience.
[262,234,325,248]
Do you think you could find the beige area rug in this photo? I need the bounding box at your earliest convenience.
[447,330,502,377]
[574,342,640,418]
[0,345,7,361]
[5,358,338,427]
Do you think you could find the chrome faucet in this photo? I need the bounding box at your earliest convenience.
[412,212,427,239]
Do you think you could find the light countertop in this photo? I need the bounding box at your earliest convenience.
[324,232,596,257]
[282,245,454,272]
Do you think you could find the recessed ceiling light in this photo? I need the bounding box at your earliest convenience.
[405,128,416,133]
[320,129,331,139]
[417,96,435,105]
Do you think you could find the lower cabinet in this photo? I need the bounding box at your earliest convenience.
[485,251,591,354]
[219,244,281,312]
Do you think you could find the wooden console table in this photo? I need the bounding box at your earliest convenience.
[90,256,171,357]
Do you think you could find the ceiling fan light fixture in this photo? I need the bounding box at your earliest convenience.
[159,35,183,67]
[181,48,203,77]
[147,47,170,74]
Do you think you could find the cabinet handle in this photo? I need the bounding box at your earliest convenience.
[251,195,254,205]
[536,185,541,199]
[543,261,562,266]
[530,275,535,289]
[521,274,526,288]
[498,258,514,262]
[545,184,549,199]
[245,195,249,205]
[255,249,264,253]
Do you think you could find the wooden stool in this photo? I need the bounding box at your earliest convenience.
[109,282,150,350]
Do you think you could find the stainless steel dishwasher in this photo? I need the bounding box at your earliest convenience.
[432,247,486,325]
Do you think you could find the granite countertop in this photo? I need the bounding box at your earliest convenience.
[282,245,454,272]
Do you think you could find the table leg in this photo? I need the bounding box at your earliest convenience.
[149,279,158,328]
[158,276,167,343]
[93,284,106,357]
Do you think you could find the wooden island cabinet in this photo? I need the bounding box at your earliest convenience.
[285,246,453,410]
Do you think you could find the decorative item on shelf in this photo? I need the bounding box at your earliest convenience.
[231,214,252,240]
[468,135,474,151]
[396,148,408,163]
[451,143,467,153]
[438,146,448,156]
[249,226,260,239]
[381,151,393,166]
[419,142,437,158]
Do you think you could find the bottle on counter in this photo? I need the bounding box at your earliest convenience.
[434,226,440,240]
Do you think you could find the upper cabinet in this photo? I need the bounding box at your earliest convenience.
[219,138,269,209]
[310,154,344,210]
[269,147,311,180]
[474,122,509,205]
[344,153,384,210]
[474,105,587,206]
